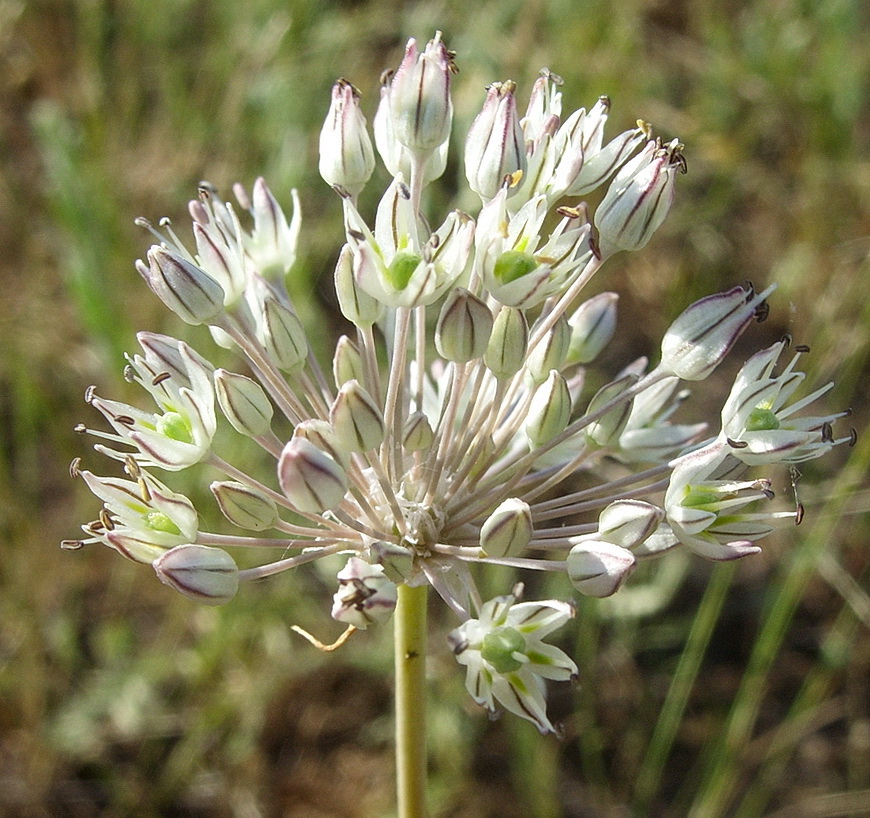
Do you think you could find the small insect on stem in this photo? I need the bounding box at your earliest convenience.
[790,466,805,526]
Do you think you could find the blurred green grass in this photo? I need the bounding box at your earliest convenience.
[1,0,868,814]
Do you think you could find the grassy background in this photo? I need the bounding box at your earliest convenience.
[1,0,869,815]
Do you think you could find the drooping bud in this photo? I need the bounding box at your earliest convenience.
[479,498,533,558]
[465,80,526,201]
[526,370,572,446]
[566,292,618,364]
[567,540,636,597]
[435,288,494,363]
[153,544,239,606]
[584,374,637,448]
[319,79,376,196]
[485,306,529,379]
[331,557,398,629]
[659,284,776,381]
[261,296,309,372]
[210,480,279,531]
[278,437,348,514]
[594,138,685,258]
[387,32,454,156]
[214,369,274,437]
[402,411,435,452]
[136,246,224,325]
[526,314,570,384]
[330,380,386,452]
[597,500,663,550]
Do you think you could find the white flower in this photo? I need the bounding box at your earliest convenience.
[448,592,577,734]
[720,340,849,464]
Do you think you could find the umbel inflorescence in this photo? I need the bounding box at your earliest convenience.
[67,32,852,734]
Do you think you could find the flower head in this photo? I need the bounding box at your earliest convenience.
[69,34,844,734]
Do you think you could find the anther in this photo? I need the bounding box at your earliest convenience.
[116,415,136,426]
[849,427,858,447]
[60,540,85,551]
[754,300,770,323]
[795,503,805,526]
[99,508,115,531]
[794,344,810,353]
[821,422,834,443]
[138,476,151,503]
[69,457,82,478]
[152,371,171,386]
[123,365,135,382]
[74,423,87,434]
[84,385,97,402]
[782,333,792,347]
[398,182,411,200]
[726,437,749,449]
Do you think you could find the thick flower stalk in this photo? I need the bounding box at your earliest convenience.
[67,32,853,749]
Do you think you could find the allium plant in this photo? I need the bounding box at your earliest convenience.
[66,32,853,816]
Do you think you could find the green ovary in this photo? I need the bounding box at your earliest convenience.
[745,407,780,432]
[682,486,722,509]
[494,250,537,284]
[481,626,526,673]
[386,251,422,290]
[144,511,182,536]
[157,412,194,444]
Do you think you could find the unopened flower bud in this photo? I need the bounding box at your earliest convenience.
[333,335,365,388]
[330,380,386,452]
[214,369,273,437]
[262,296,309,372]
[403,411,435,452]
[567,540,636,597]
[293,419,350,470]
[465,80,526,201]
[480,498,533,558]
[153,544,239,606]
[278,437,348,514]
[137,246,224,325]
[659,284,775,381]
[527,314,570,384]
[388,32,454,155]
[334,244,383,326]
[331,557,397,629]
[210,480,279,531]
[368,541,414,583]
[594,138,685,257]
[526,370,572,446]
[566,292,618,364]
[597,500,663,549]
[319,79,376,196]
[435,288,493,363]
[485,306,529,379]
[585,374,637,448]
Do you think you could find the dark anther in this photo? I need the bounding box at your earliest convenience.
[116,415,136,427]
[849,427,858,447]
[429,233,441,250]
[152,372,172,386]
[99,508,115,531]
[795,503,805,526]
[556,205,582,220]
[69,457,82,479]
[727,437,749,449]
[398,182,412,200]
[754,300,770,323]
[348,229,365,242]
[782,333,792,347]
[198,180,219,195]
[379,68,394,86]
[84,385,97,402]
[60,540,85,551]
[844,407,853,417]
[743,280,755,298]
[138,477,151,503]
[821,422,834,443]
[794,344,810,353]
[123,365,135,382]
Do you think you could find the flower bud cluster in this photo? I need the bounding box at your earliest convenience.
[70,32,850,734]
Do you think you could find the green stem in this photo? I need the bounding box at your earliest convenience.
[395,582,429,818]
